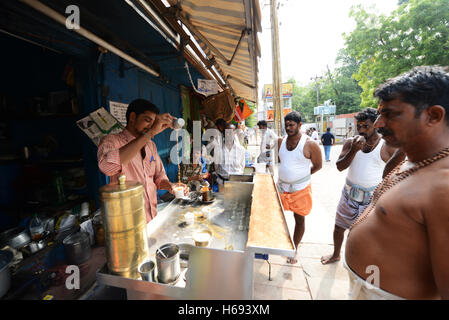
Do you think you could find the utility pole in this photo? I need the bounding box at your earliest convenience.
[311,75,323,133]
[311,75,323,106]
[270,0,282,136]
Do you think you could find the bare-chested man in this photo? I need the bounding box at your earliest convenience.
[277,111,322,264]
[321,108,401,265]
[345,66,449,300]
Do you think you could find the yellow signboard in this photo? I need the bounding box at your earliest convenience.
[266,108,292,121]
[263,83,293,98]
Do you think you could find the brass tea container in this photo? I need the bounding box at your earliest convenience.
[99,175,149,279]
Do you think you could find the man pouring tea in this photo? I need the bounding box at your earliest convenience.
[98,98,188,223]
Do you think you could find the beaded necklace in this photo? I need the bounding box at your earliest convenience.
[363,135,380,148]
[349,146,449,232]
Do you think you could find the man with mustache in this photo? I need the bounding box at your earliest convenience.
[97,99,187,223]
[321,108,400,265]
[277,111,322,264]
[345,66,449,299]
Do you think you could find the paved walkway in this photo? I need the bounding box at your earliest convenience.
[248,143,351,300]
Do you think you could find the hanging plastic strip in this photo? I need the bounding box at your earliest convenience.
[184,61,207,96]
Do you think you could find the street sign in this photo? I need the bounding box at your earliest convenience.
[314,105,336,115]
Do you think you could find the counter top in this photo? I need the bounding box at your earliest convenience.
[147,193,250,257]
[96,175,295,299]
[148,173,295,259]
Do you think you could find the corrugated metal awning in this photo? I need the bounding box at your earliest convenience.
[168,0,261,102]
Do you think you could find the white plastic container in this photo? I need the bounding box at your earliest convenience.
[184,212,194,225]
[174,186,185,198]
[252,163,267,173]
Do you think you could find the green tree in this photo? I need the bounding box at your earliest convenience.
[288,78,316,122]
[330,49,363,114]
[344,0,449,108]
[287,47,364,119]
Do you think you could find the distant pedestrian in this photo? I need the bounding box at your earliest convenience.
[311,128,319,141]
[306,128,311,137]
[321,128,335,161]
[257,120,278,175]
[346,126,353,139]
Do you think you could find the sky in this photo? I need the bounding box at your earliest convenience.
[257,0,399,102]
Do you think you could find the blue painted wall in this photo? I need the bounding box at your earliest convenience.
[0,13,204,226]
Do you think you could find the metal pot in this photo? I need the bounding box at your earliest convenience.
[99,175,149,279]
[156,243,180,284]
[63,232,92,265]
[0,249,13,298]
[0,227,31,249]
[27,240,46,253]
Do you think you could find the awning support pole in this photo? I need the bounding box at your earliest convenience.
[228,29,248,66]
[19,0,160,77]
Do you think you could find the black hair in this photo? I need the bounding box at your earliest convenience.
[215,118,227,127]
[284,111,302,124]
[257,120,268,127]
[374,66,449,124]
[126,99,160,122]
[355,107,378,123]
[326,128,331,132]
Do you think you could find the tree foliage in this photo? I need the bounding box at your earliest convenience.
[286,0,449,118]
[344,0,449,108]
[288,51,363,121]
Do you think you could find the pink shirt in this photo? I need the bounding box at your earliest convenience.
[97,129,169,223]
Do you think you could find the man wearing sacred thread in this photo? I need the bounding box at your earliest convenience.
[345,66,449,300]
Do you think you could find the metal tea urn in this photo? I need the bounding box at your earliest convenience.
[99,175,149,279]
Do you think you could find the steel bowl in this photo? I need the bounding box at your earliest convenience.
[0,227,31,249]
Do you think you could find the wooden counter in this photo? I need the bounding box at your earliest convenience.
[247,173,295,253]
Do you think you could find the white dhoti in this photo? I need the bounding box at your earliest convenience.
[343,259,406,300]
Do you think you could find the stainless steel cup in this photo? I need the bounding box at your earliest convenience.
[138,261,156,282]
[156,243,180,284]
